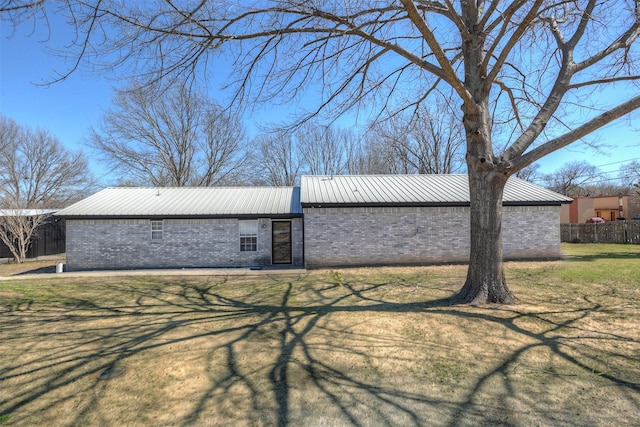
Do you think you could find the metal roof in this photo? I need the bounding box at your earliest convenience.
[0,209,59,217]
[56,187,302,217]
[301,175,572,206]
[57,176,571,218]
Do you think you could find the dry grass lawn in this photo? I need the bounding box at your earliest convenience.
[0,244,639,426]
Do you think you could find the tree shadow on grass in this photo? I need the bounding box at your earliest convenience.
[444,297,640,426]
[0,273,638,426]
[564,250,640,262]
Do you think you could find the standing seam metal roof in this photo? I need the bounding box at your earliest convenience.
[300,175,572,205]
[56,186,302,217]
[0,209,60,217]
[56,175,572,217]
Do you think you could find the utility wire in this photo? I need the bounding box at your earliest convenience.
[530,157,640,183]
[589,157,640,168]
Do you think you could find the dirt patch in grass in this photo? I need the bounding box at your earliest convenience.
[0,245,639,426]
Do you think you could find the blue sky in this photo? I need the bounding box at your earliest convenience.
[1,19,112,181]
[1,17,639,186]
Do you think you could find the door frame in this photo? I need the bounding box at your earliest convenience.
[271,220,293,265]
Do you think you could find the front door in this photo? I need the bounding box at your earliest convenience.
[272,221,292,264]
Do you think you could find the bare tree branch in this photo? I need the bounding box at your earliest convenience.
[514,94,640,170]
[0,115,92,262]
[88,80,246,186]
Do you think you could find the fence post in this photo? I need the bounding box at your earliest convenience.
[624,221,628,243]
[562,222,639,244]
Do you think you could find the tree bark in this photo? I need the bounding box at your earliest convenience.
[453,9,518,304]
[454,168,516,304]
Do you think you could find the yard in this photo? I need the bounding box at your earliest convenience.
[1,244,639,426]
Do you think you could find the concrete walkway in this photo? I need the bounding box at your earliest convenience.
[0,266,309,281]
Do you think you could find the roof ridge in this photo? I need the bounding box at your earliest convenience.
[104,186,299,190]
[301,174,467,178]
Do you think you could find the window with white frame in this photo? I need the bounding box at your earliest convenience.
[239,220,258,252]
[150,220,163,240]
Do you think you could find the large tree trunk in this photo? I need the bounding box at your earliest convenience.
[452,3,516,304]
[454,168,516,304]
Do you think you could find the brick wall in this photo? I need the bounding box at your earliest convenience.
[290,218,304,266]
[66,217,303,270]
[502,205,561,259]
[303,205,562,268]
[66,207,561,270]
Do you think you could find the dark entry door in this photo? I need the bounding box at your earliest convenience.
[272,221,292,264]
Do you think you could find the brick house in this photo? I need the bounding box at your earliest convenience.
[57,187,303,270]
[56,175,571,271]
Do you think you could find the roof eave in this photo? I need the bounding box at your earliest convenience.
[302,201,569,208]
[61,213,303,220]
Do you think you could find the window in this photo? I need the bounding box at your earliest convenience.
[150,220,163,240]
[239,220,258,252]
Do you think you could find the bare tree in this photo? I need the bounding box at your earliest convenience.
[540,161,637,197]
[408,112,465,174]
[296,123,354,176]
[250,131,303,186]
[541,161,602,196]
[366,120,418,174]
[5,1,640,303]
[0,115,92,262]
[620,160,640,189]
[89,81,246,187]
[351,122,427,175]
[250,123,357,183]
[618,161,640,209]
[346,136,398,175]
[366,104,466,174]
[514,163,542,183]
[0,210,50,263]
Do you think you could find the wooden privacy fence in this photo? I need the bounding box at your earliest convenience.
[0,219,65,260]
[561,221,640,244]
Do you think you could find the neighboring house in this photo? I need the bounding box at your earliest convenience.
[0,209,65,259]
[56,175,571,271]
[561,195,640,223]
